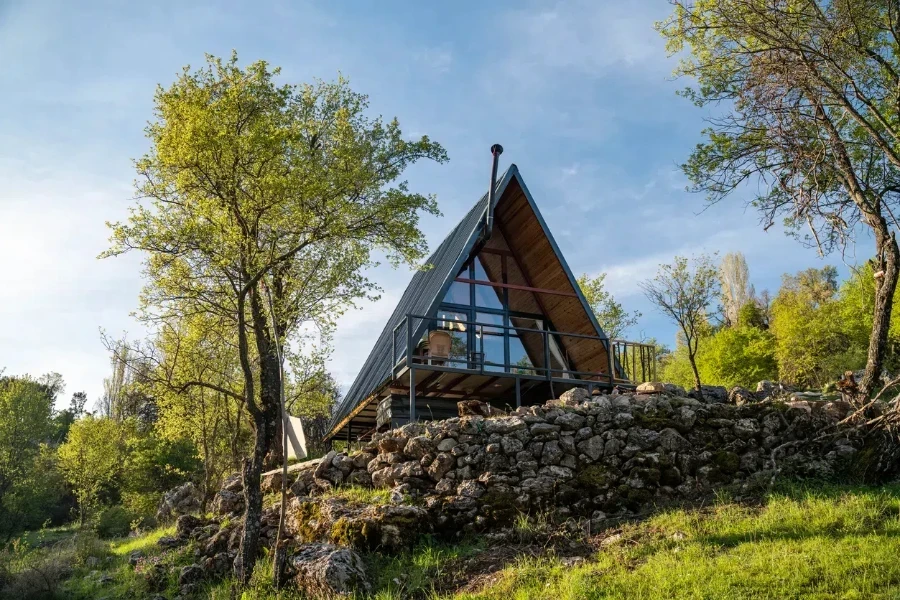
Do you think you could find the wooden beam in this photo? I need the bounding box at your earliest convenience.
[479,247,515,258]
[466,376,501,399]
[415,370,442,393]
[454,278,578,298]
[436,374,469,395]
[494,218,586,374]
[389,372,470,398]
[390,386,469,399]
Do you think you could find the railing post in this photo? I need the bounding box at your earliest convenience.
[391,324,396,379]
[409,365,416,423]
[408,315,416,423]
[480,325,484,376]
[515,376,521,408]
[544,329,551,381]
[607,340,615,387]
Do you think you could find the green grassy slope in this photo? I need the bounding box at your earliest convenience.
[449,484,900,600]
[5,483,900,599]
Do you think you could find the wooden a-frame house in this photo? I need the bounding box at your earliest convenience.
[325,148,654,442]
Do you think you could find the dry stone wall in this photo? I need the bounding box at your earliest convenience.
[294,388,865,537]
[164,387,876,596]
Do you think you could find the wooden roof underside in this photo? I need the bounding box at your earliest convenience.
[482,177,609,375]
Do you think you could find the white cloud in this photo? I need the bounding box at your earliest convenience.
[413,47,453,74]
[0,143,144,406]
[503,0,668,79]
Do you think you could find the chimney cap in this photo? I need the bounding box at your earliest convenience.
[490,144,503,155]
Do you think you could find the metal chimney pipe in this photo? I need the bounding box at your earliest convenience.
[484,143,504,239]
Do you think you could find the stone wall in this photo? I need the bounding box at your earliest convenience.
[282,388,865,539]
[162,387,879,595]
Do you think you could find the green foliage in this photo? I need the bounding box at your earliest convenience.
[576,273,640,339]
[658,0,900,393]
[57,417,125,525]
[0,375,63,538]
[120,429,199,525]
[736,302,766,329]
[641,255,719,390]
[93,506,132,540]
[103,52,447,581]
[770,268,858,388]
[698,326,777,389]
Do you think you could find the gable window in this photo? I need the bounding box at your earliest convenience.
[434,255,572,376]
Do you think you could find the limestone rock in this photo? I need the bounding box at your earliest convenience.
[577,435,605,461]
[292,544,371,598]
[211,489,244,516]
[728,386,756,406]
[559,387,591,404]
[156,482,201,523]
[636,382,665,394]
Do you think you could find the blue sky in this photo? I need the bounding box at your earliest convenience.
[0,0,860,407]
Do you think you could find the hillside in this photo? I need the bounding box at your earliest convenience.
[5,482,899,599]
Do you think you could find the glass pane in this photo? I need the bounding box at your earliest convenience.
[434,309,469,368]
[474,256,490,281]
[509,335,537,375]
[478,331,505,372]
[473,257,504,309]
[474,282,504,309]
[475,311,504,328]
[443,280,470,306]
[474,312,505,372]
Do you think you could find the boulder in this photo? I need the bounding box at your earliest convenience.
[636,382,666,394]
[261,471,284,494]
[728,386,756,406]
[175,514,205,539]
[691,385,728,403]
[292,544,371,598]
[559,387,591,404]
[156,482,201,523]
[211,489,244,516]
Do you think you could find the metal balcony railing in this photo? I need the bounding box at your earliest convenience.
[390,313,656,387]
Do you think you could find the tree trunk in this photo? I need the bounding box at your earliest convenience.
[688,350,703,399]
[235,286,284,583]
[237,417,266,584]
[861,230,900,396]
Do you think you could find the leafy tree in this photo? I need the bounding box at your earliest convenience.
[659,0,900,396]
[102,53,446,581]
[121,429,200,523]
[769,268,849,387]
[286,346,339,458]
[700,326,777,389]
[640,255,719,394]
[0,375,59,538]
[51,391,88,444]
[737,302,767,329]
[577,273,641,339]
[719,252,754,326]
[57,417,125,525]
[137,312,252,504]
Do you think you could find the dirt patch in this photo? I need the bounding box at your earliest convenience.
[434,533,595,595]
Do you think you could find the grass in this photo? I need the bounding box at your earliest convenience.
[446,482,900,600]
[6,483,900,599]
[321,485,395,506]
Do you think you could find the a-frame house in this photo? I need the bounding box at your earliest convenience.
[325,148,654,442]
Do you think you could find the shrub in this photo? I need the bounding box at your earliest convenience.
[73,531,110,567]
[94,506,132,539]
[0,538,74,600]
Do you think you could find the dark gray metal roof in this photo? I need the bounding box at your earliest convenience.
[326,167,514,435]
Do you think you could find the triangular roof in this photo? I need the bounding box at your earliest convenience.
[326,165,612,437]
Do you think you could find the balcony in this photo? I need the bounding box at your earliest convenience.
[388,313,656,423]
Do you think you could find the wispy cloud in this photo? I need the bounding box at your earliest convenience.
[501,0,669,81]
[413,47,453,74]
